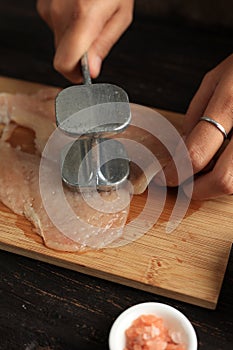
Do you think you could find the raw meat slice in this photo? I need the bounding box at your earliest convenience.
[0,140,129,251]
[0,89,183,251]
[0,89,130,250]
[0,87,60,123]
[0,90,180,194]
[0,90,57,153]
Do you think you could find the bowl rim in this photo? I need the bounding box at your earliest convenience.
[109,302,198,350]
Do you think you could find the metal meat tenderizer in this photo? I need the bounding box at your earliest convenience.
[55,53,131,191]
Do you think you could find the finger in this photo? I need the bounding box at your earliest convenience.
[155,121,226,187]
[154,119,226,187]
[36,0,53,30]
[53,13,105,82]
[87,7,133,78]
[156,73,233,187]
[202,69,233,134]
[183,55,233,137]
[183,137,233,199]
[182,69,219,136]
[54,2,133,82]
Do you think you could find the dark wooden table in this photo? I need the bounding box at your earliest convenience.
[0,1,232,349]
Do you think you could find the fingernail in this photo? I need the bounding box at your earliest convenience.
[92,55,102,77]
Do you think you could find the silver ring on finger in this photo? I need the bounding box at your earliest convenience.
[200,116,228,139]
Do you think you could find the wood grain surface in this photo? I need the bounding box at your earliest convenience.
[0,76,232,310]
[1,2,233,349]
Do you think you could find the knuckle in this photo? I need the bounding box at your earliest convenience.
[36,0,49,20]
[215,171,233,195]
[219,93,233,118]
[188,145,206,172]
[53,56,67,74]
[49,0,84,23]
[49,1,63,22]
[184,109,193,122]
[70,2,87,20]
[94,37,112,59]
[123,11,134,27]
[70,0,95,20]
[120,2,134,26]
[201,69,216,88]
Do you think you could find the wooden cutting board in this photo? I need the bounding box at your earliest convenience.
[0,76,232,309]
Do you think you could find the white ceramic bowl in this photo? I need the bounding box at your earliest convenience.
[109,302,198,350]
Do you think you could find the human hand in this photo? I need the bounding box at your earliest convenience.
[154,54,233,200]
[37,0,134,82]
